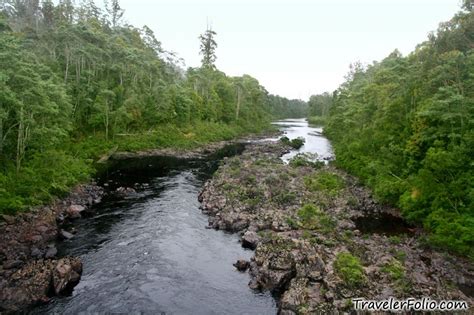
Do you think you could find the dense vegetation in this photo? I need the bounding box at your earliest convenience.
[324,4,474,258]
[0,0,305,214]
[307,92,332,125]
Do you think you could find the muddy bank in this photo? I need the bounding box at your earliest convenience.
[199,141,474,313]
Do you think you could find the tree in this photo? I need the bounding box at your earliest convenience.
[105,0,123,27]
[199,27,217,69]
[463,0,473,11]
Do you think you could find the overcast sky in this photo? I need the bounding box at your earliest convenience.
[117,0,462,100]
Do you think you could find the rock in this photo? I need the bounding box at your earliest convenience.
[325,291,335,302]
[36,225,49,233]
[115,187,136,196]
[280,278,309,312]
[378,286,395,299]
[413,271,430,285]
[66,204,85,219]
[234,260,250,272]
[30,247,43,258]
[52,258,82,295]
[2,215,15,224]
[242,231,260,250]
[60,230,74,240]
[45,246,57,259]
[3,260,23,270]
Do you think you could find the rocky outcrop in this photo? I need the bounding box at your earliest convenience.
[0,257,82,312]
[0,183,103,312]
[200,141,474,313]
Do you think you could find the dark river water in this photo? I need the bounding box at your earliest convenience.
[34,119,332,314]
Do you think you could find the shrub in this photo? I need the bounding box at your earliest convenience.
[381,259,405,280]
[307,116,326,126]
[297,204,336,232]
[304,171,345,196]
[279,136,306,149]
[289,153,325,169]
[334,252,366,287]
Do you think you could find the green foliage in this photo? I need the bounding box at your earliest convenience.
[381,259,405,281]
[267,96,308,119]
[289,153,324,169]
[279,136,305,149]
[308,92,332,117]
[324,8,474,258]
[297,204,336,232]
[0,1,302,214]
[334,252,366,287]
[304,171,344,196]
[307,116,326,126]
[0,151,92,213]
[381,258,411,293]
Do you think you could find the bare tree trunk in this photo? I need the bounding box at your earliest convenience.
[236,86,242,120]
[105,99,109,141]
[64,47,70,83]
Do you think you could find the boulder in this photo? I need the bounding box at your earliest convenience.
[45,246,57,259]
[60,230,74,240]
[233,259,250,272]
[52,258,82,295]
[242,231,260,250]
[66,205,85,219]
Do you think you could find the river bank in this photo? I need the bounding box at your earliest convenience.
[0,132,278,313]
[199,140,473,313]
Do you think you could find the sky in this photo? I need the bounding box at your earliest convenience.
[117,0,462,100]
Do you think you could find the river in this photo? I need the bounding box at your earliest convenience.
[34,118,332,314]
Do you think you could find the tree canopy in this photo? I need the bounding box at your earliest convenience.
[0,0,305,213]
[324,6,474,258]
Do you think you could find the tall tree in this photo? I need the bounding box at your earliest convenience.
[105,0,123,27]
[199,27,217,69]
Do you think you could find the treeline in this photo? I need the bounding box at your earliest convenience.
[267,95,308,118]
[325,4,474,258]
[307,92,332,125]
[0,0,303,213]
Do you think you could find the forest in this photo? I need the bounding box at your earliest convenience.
[0,0,307,214]
[322,3,474,258]
[1,0,472,260]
